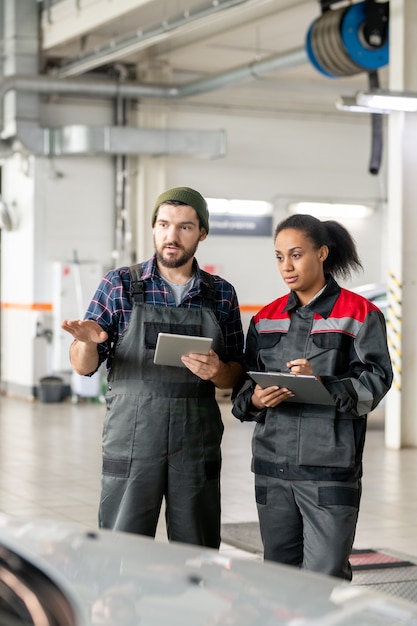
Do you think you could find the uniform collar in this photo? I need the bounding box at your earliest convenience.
[283,275,340,318]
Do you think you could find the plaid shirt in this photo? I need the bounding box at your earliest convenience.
[85,256,244,368]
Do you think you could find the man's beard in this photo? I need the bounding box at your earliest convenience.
[155,241,199,269]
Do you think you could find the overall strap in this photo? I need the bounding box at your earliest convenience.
[129,264,145,304]
[200,270,216,311]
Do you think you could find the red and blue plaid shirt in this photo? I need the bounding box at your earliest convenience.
[85,256,245,368]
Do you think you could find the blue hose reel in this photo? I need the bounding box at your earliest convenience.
[306,1,388,78]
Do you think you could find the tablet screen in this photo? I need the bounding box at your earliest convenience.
[153,333,213,367]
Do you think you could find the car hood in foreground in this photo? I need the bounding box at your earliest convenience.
[0,515,416,625]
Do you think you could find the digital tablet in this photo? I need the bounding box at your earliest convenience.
[153,333,213,367]
[248,371,335,406]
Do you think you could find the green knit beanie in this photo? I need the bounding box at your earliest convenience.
[152,187,210,233]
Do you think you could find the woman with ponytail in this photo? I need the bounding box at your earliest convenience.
[232,213,392,581]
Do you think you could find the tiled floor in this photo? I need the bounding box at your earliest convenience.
[0,394,416,566]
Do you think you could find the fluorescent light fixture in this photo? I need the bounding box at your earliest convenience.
[336,90,417,114]
[336,95,390,114]
[356,90,417,112]
[288,202,374,219]
[207,198,272,216]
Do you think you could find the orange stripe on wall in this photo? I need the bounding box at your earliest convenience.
[239,304,264,313]
[1,302,262,314]
[1,302,53,312]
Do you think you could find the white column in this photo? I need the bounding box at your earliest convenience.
[385,0,417,448]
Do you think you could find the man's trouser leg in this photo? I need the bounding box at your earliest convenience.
[99,459,165,535]
[166,454,221,549]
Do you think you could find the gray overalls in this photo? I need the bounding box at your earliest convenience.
[98,265,226,549]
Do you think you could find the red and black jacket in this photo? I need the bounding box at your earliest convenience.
[232,276,393,481]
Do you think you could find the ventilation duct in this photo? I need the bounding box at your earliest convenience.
[7,121,227,159]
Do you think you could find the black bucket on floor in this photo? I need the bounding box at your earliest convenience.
[38,376,64,403]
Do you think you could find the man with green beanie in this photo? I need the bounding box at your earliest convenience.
[61,186,244,549]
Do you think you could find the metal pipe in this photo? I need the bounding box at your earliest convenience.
[0,45,307,134]
[1,46,307,100]
[56,0,250,78]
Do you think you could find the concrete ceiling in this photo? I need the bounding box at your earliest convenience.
[39,0,389,118]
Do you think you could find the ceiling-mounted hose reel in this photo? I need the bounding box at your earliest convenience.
[305,0,389,176]
[306,1,388,78]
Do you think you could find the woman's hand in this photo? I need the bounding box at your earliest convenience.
[287,358,314,376]
[287,359,322,383]
[251,384,294,410]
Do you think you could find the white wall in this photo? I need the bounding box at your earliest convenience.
[1,100,116,395]
[38,98,116,273]
[160,110,387,308]
[36,102,387,303]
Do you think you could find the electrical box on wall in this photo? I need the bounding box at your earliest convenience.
[52,261,104,373]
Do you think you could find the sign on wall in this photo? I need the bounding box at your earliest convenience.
[209,214,273,237]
